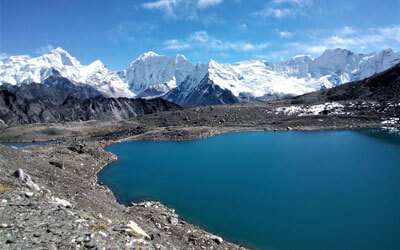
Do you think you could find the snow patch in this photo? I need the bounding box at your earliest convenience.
[275,102,347,116]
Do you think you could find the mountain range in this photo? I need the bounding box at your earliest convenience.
[1,47,399,106]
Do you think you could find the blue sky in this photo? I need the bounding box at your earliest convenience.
[1,0,399,69]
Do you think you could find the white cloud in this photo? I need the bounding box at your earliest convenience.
[35,45,55,54]
[142,0,179,17]
[197,0,223,9]
[0,53,8,60]
[255,8,293,18]
[164,31,270,52]
[374,26,400,43]
[108,22,158,43]
[164,39,191,50]
[279,31,293,38]
[254,0,313,18]
[142,0,223,19]
[284,25,400,56]
[238,23,248,31]
[272,0,312,6]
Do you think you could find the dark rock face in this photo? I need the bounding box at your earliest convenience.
[0,76,181,126]
[290,63,400,104]
[0,72,102,105]
[165,74,239,107]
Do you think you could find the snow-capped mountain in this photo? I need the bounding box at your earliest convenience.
[124,51,195,97]
[273,48,400,88]
[165,48,400,106]
[1,47,399,107]
[0,48,134,98]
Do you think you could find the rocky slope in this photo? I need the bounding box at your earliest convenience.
[0,73,103,105]
[0,142,243,249]
[0,81,180,126]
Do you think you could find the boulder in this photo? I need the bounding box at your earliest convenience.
[123,221,150,240]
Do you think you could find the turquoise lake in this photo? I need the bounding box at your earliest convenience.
[98,130,400,250]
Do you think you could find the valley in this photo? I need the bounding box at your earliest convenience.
[1,45,399,250]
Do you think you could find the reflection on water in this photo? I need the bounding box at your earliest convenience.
[356,128,400,145]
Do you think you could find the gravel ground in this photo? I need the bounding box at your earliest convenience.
[0,100,399,249]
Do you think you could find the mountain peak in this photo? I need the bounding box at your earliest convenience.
[43,47,80,67]
[321,48,354,57]
[135,51,160,61]
[292,55,312,60]
[88,59,105,69]
[50,47,69,54]
[208,59,220,66]
[175,54,188,62]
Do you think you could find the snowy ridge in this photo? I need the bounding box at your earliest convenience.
[0,48,134,98]
[273,48,400,88]
[1,47,399,106]
[125,52,195,97]
[207,59,321,97]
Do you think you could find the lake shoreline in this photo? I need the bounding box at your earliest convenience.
[1,101,399,249]
[101,128,400,250]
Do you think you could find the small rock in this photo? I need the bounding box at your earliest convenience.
[98,231,108,238]
[210,235,223,244]
[84,241,97,249]
[26,180,41,192]
[5,239,14,244]
[13,168,40,191]
[13,168,25,180]
[168,216,179,226]
[49,161,64,169]
[50,197,72,208]
[84,235,91,243]
[123,221,150,239]
[25,191,34,198]
[188,235,198,244]
[0,223,9,228]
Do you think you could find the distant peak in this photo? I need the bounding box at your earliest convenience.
[51,47,68,53]
[208,59,219,66]
[43,47,80,66]
[322,48,353,55]
[293,55,312,59]
[380,48,394,54]
[89,59,105,67]
[47,47,73,58]
[135,51,160,61]
[176,54,188,60]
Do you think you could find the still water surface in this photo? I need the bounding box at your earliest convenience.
[99,130,400,250]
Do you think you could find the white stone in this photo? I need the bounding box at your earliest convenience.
[24,192,34,198]
[210,235,223,244]
[50,197,72,208]
[124,221,150,239]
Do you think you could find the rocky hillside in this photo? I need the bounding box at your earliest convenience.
[0,142,243,249]
[290,63,400,104]
[165,73,239,107]
[0,78,180,126]
[1,73,103,105]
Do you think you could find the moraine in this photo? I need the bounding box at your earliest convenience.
[98,130,400,250]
